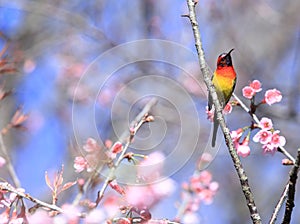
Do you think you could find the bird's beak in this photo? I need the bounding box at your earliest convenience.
[227,48,234,56]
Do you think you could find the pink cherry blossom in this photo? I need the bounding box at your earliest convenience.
[263,89,282,105]
[103,195,119,217]
[209,181,219,192]
[205,106,214,122]
[138,152,165,182]
[270,130,286,148]
[115,218,131,224]
[236,138,250,158]
[282,159,294,165]
[59,204,80,223]
[259,117,273,130]
[231,128,243,143]
[125,186,154,208]
[74,156,87,173]
[249,80,262,92]
[85,154,99,172]
[28,210,53,224]
[0,210,9,223]
[111,141,123,154]
[257,130,286,155]
[242,86,255,99]
[262,143,277,155]
[182,212,199,224]
[189,171,212,193]
[0,156,6,168]
[151,178,176,198]
[253,130,272,144]
[83,138,99,153]
[198,181,219,205]
[8,217,24,224]
[199,152,212,163]
[188,170,219,203]
[223,102,232,114]
[84,209,105,224]
[109,179,125,195]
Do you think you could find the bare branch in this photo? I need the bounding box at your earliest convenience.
[269,184,289,224]
[282,149,300,223]
[185,1,261,223]
[95,98,157,206]
[0,134,21,188]
[0,182,63,213]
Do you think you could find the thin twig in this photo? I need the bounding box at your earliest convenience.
[269,184,289,224]
[282,149,300,223]
[185,1,261,223]
[233,93,295,163]
[148,220,179,224]
[0,134,21,188]
[95,98,157,206]
[111,217,180,224]
[174,191,191,221]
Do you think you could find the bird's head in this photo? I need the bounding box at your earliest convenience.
[217,48,234,68]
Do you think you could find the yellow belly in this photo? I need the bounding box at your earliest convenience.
[212,75,235,105]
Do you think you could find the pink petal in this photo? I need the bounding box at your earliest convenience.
[242,86,255,99]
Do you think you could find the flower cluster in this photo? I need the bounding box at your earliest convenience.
[242,80,282,105]
[231,128,250,158]
[253,117,286,154]
[179,159,219,223]
[205,102,233,122]
[73,138,102,173]
[126,152,176,209]
[242,79,262,99]
[73,138,124,173]
[225,80,285,157]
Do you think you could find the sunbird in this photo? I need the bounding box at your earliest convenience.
[208,49,236,147]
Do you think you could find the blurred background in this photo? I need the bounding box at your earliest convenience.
[0,0,300,223]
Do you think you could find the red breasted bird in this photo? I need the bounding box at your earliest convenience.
[208,49,236,147]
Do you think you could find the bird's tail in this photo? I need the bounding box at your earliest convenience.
[212,115,219,147]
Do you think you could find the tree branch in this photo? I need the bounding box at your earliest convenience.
[0,134,21,188]
[185,1,261,223]
[269,183,289,224]
[0,182,63,213]
[95,98,157,206]
[282,149,300,223]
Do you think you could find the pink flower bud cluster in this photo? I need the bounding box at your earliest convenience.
[180,170,219,223]
[242,80,262,99]
[231,128,250,158]
[74,138,124,173]
[242,80,282,105]
[74,138,102,173]
[205,102,233,122]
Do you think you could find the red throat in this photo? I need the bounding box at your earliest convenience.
[216,66,236,79]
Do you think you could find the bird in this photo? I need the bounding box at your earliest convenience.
[208,49,236,147]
